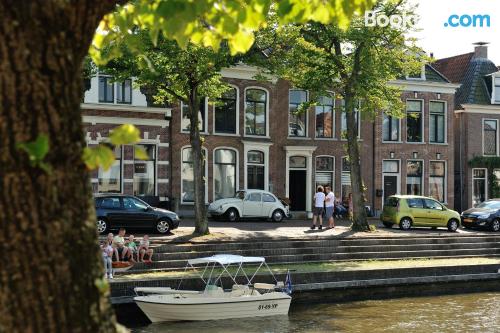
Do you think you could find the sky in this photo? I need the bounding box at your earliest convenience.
[410,0,500,63]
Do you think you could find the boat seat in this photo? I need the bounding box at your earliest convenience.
[204,285,224,296]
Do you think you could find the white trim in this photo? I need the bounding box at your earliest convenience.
[123,160,134,164]
[389,80,460,94]
[181,98,209,135]
[381,112,401,143]
[212,147,239,201]
[157,179,169,184]
[81,103,171,115]
[405,159,425,196]
[243,86,270,138]
[288,89,309,139]
[491,74,500,105]
[180,145,209,205]
[429,160,447,204]
[405,98,425,144]
[382,159,401,201]
[213,84,240,136]
[82,116,169,128]
[429,100,448,144]
[284,145,317,217]
[132,143,158,196]
[457,104,500,114]
[482,118,499,156]
[220,64,278,83]
[472,167,488,206]
[243,141,273,192]
[340,156,352,201]
[158,161,170,165]
[124,179,133,183]
[314,155,335,194]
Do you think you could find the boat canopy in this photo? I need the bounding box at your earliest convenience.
[187,254,265,266]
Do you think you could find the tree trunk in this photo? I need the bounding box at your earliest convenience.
[344,94,370,232]
[188,92,209,235]
[0,1,122,332]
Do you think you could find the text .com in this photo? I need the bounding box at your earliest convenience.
[444,14,490,28]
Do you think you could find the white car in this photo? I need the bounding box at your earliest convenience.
[208,190,291,222]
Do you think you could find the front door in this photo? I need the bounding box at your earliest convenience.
[289,170,307,211]
[383,175,398,202]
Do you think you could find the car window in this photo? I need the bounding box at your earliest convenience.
[100,197,121,209]
[384,197,399,207]
[424,199,442,210]
[407,198,424,208]
[477,201,500,209]
[123,197,148,210]
[247,193,262,202]
[263,193,276,202]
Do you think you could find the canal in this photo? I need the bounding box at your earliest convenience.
[126,292,500,332]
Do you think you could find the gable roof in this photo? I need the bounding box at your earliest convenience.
[433,52,474,84]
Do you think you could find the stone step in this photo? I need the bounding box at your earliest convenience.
[150,241,500,261]
[127,247,500,271]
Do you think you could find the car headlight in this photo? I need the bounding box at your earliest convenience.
[477,214,490,219]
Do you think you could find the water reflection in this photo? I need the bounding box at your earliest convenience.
[130,292,500,333]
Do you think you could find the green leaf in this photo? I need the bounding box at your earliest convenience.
[109,124,141,146]
[83,145,115,171]
[134,145,149,160]
[17,134,51,171]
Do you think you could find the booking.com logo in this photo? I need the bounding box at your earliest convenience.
[443,14,490,28]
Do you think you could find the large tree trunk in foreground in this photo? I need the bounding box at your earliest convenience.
[0,1,121,332]
[188,92,209,235]
[344,94,369,232]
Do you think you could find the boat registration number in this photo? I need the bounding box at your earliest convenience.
[258,303,278,310]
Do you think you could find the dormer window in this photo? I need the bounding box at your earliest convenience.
[406,65,426,81]
[493,76,500,104]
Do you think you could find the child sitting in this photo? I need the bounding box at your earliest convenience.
[138,235,154,263]
[126,235,138,263]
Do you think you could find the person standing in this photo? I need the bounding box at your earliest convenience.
[311,186,325,230]
[325,186,335,229]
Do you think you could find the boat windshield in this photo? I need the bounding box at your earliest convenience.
[235,191,245,199]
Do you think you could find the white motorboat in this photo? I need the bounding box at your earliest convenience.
[134,254,292,322]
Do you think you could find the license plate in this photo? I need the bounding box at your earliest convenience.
[464,218,473,223]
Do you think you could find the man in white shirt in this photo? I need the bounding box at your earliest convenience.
[325,186,336,229]
[311,186,325,230]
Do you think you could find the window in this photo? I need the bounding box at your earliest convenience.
[215,88,237,134]
[340,100,360,138]
[133,144,156,196]
[290,156,307,168]
[116,79,132,104]
[406,160,423,195]
[483,119,498,155]
[181,147,207,203]
[289,90,308,137]
[247,150,265,190]
[98,146,121,193]
[494,77,500,103]
[245,89,267,136]
[406,66,425,80]
[384,197,399,207]
[382,113,400,142]
[407,198,424,208]
[429,101,445,143]
[315,96,334,138]
[341,157,351,202]
[123,197,148,210]
[383,160,399,173]
[406,100,423,142]
[98,76,114,103]
[214,149,237,200]
[424,198,442,210]
[315,156,334,190]
[247,192,262,202]
[472,168,487,206]
[263,193,276,202]
[182,98,206,132]
[429,161,446,202]
[98,197,121,209]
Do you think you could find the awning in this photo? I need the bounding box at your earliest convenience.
[187,254,265,266]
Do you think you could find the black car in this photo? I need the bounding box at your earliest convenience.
[461,199,500,232]
[95,194,180,234]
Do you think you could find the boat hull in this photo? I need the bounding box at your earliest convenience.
[135,293,291,322]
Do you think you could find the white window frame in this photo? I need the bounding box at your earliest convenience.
[405,98,425,144]
[315,155,335,191]
[244,86,270,138]
[180,145,209,205]
[97,74,115,104]
[180,97,209,135]
[212,147,239,201]
[96,143,123,194]
[382,159,401,199]
[482,118,499,156]
[340,156,353,200]
[492,75,500,104]
[472,167,488,206]
[405,65,426,81]
[429,100,447,144]
[243,141,272,191]
[314,93,336,140]
[288,89,309,139]
[382,112,402,143]
[406,159,424,196]
[429,160,447,204]
[132,143,158,196]
[213,84,240,136]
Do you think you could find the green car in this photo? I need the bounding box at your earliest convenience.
[380,195,461,232]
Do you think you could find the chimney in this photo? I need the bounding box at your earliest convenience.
[473,42,489,59]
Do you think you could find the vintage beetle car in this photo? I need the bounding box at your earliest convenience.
[208,190,291,222]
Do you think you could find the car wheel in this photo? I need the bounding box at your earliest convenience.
[382,222,393,228]
[156,219,171,234]
[96,219,108,234]
[399,217,412,231]
[226,208,239,222]
[271,209,284,222]
[491,219,500,232]
[447,219,459,232]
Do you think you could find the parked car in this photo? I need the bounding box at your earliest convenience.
[380,195,460,232]
[94,194,180,234]
[461,199,500,231]
[208,190,291,222]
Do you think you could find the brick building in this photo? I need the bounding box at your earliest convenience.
[434,43,500,211]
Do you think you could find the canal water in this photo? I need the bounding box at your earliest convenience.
[128,292,500,333]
